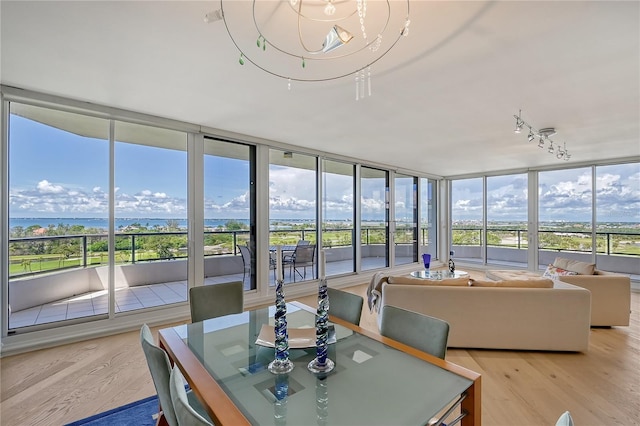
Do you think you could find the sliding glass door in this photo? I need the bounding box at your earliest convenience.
[394,174,417,265]
[360,167,389,270]
[8,103,109,329]
[269,150,318,284]
[322,160,355,276]
[203,138,256,290]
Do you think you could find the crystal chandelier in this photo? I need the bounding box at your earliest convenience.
[513,110,572,161]
[206,0,411,99]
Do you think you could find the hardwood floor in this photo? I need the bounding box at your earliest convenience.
[2,273,639,426]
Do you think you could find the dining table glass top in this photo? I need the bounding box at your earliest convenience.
[164,302,473,426]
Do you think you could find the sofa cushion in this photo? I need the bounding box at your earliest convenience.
[387,276,470,286]
[469,278,554,288]
[553,257,596,275]
[543,264,579,279]
[486,270,541,281]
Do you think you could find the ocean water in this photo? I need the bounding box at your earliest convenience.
[7,217,354,231]
[9,218,248,230]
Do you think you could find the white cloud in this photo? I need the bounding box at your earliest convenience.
[36,180,64,194]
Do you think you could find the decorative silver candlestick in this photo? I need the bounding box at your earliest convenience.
[269,247,294,374]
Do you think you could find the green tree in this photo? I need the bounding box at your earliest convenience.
[165,219,180,230]
[225,220,248,230]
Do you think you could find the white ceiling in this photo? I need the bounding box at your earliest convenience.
[2,1,639,177]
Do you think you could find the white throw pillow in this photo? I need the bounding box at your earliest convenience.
[553,257,596,275]
[555,411,574,426]
[543,264,578,279]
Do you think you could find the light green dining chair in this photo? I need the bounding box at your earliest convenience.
[379,305,450,359]
[140,324,212,426]
[327,287,364,326]
[170,366,213,426]
[189,281,243,323]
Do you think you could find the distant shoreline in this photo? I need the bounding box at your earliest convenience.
[8,217,367,230]
[9,217,639,230]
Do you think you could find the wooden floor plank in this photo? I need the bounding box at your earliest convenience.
[1,276,639,426]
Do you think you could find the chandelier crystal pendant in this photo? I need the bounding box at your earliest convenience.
[513,110,572,161]
[212,0,411,97]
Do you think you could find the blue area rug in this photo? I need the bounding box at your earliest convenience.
[65,395,158,426]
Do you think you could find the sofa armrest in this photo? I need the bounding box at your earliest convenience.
[558,273,630,326]
[559,273,629,286]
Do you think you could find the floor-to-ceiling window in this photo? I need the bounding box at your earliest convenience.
[322,160,355,276]
[8,103,110,329]
[420,177,438,259]
[451,178,483,263]
[203,138,256,290]
[360,167,389,270]
[486,173,528,267]
[269,150,318,283]
[538,167,593,268]
[114,122,188,312]
[595,163,640,275]
[394,174,417,265]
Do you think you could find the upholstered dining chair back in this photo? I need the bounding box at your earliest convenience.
[379,305,450,359]
[327,287,364,326]
[189,281,243,323]
[170,366,213,426]
[140,323,179,426]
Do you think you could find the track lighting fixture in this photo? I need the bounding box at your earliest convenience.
[513,110,571,161]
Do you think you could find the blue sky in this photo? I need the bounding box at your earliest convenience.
[9,114,640,223]
[451,165,640,222]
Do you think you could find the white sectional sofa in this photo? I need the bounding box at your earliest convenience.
[367,273,592,352]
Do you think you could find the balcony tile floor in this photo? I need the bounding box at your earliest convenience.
[9,256,402,329]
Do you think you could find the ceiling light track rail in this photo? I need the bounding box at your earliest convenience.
[514,109,571,161]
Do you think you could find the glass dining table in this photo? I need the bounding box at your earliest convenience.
[159,302,481,426]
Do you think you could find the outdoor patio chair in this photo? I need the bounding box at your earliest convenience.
[283,243,316,281]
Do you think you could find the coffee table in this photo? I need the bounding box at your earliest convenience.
[410,269,469,280]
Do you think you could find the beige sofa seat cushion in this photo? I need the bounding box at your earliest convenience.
[387,276,470,286]
[553,257,596,275]
[469,278,554,288]
[485,270,542,281]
